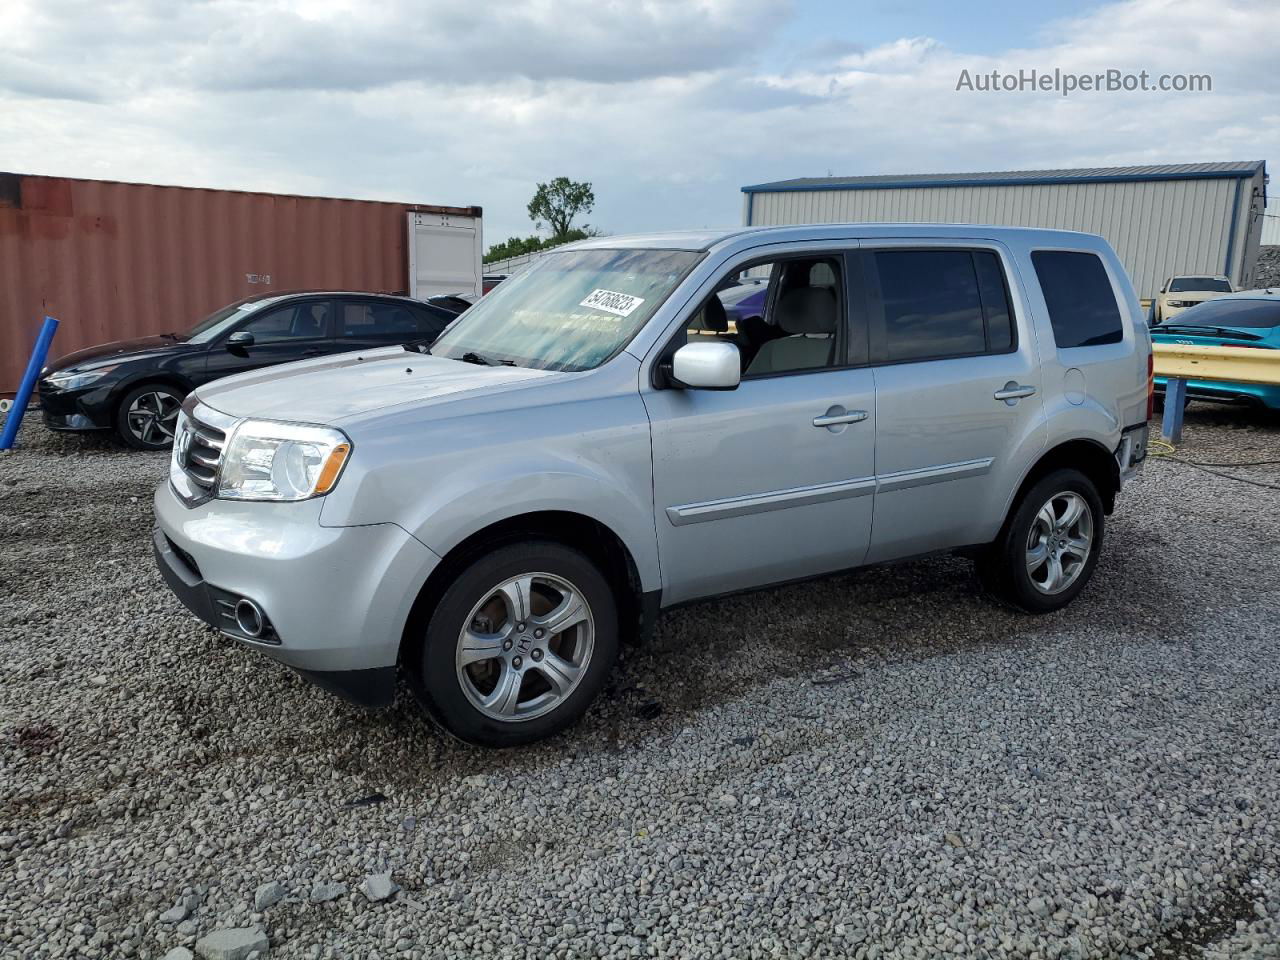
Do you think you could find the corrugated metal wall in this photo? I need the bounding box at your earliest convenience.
[1261,193,1280,247]
[0,173,480,395]
[746,175,1255,300]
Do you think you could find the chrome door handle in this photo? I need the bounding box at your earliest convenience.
[813,409,869,428]
[994,382,1037,403]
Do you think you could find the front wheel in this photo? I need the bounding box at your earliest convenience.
[414,542,619,747]
[116,384,184,450]
[977,468,1104,613]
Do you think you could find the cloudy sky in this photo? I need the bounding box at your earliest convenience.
[1,0,1276,247]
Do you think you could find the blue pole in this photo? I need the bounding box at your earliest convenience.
[1161,377,1187,445]
[0,315,60,451]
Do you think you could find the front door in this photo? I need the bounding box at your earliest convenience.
[201,298,338,385]
[643,249,877,604]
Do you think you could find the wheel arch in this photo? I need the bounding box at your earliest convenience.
[1006,438,1119,527]
[110,373,194,418]
[399,510,649,674]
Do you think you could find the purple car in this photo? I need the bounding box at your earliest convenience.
[716,278,768,325]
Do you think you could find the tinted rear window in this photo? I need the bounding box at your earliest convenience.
[1167,298,1280,329]
[1032,251,1123,348]
[873,249,1016,362]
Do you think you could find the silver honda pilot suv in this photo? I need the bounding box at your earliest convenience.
[154,224,1151,746]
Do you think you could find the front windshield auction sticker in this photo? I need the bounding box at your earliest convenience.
[579,288,645,318]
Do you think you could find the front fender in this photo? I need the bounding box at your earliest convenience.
[396,462,662,591]
[318,364,661,591]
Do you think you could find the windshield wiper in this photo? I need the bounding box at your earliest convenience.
[459,351,515,367]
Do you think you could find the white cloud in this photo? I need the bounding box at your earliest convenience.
[0,0,1275,242]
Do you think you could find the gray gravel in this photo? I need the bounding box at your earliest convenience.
[1254,245,1280,290]
[2,407,1280,959]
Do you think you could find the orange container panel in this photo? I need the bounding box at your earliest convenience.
[0,172,481,395]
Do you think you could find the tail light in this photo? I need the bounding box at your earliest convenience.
[1152,348,1162,419]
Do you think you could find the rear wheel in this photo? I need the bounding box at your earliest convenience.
[116,384,184,450]
[414,542,618,747]
[977,468,1104,613]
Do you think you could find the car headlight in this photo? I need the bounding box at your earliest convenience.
[44,366,117,390]
[216,420,351,502]
[1167,300,1193,308]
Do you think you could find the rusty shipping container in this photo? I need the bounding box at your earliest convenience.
[0,172,483,396]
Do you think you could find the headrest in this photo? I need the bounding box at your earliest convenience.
[702,295,728,333]
[775,287,836,335]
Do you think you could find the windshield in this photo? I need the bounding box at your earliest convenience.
[430,248,702,371]
[186,301,263,344]
[1165,298,1280,329]
[1169,277,1231,293]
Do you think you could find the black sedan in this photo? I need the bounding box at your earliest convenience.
[39,291,455,449]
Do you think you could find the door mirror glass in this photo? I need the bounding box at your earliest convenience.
[672,342,740,390]
[227,331,255,348]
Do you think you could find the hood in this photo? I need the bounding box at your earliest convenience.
[44,334,194,374]
[195,347,561,423]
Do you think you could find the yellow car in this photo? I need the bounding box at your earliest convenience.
[1153,274,1233,324]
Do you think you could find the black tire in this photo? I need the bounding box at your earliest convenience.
[116,383,184,450]
[414,541,619,747]
[976,468,1104,614]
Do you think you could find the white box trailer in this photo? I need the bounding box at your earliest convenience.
[408,210,483,299]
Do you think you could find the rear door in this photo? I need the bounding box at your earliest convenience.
[862,241,1047,562]
[201,297,338,385]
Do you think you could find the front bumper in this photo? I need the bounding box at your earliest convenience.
[38,382,116,431]
[153,481,442,707]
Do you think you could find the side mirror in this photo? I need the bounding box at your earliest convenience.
[670,341,740,390]
[227,331,255,349]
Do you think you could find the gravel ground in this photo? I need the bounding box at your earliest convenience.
[1254,246,1280,290]
[2,407,1280,960]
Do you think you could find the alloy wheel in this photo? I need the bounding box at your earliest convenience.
[126,391,181,447]
[1025,490,1094,595]
[455,572,595,722]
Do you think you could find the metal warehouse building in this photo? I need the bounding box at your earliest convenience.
[742,161,1268,300]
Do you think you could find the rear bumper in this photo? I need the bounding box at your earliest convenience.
[1116,422,1148,488]
[152,482,442,707]
[1153,376,1280,409]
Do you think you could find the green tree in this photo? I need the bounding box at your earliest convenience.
[527,177,595,242]
[484,235,545,263]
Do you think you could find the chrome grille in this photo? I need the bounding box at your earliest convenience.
[184,422,226,489]
[171,401,238,505]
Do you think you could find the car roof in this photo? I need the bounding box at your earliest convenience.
[234,290,421,308]
[564,223,1109,255]
[1168,274,1230,280]
[1202,288,1280,302]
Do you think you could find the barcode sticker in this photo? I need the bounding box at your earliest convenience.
[579,288,645,318]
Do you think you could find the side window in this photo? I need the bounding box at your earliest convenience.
[872,249,1014,362]
[678,256,846,377]
[1031,251,1123,348]
[241,301,330,343]
[412,305,453,339]
[340,301,430,339]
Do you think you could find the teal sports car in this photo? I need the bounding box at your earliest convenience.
[1151,289,1280,409]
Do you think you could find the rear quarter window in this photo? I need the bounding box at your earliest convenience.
[1032,251,1124,348]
